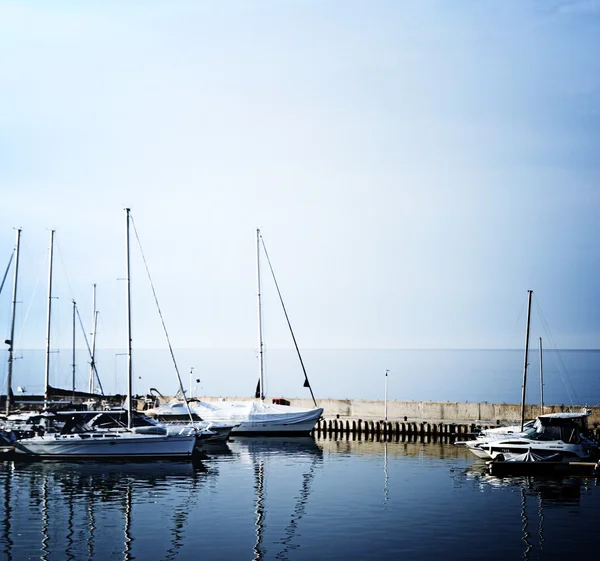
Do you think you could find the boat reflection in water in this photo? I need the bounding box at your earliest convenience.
[228,437,324,561]
[464,460,594,560]
[0,458,214,561]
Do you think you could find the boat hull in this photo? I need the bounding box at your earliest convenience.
[229,417,323,435]
[464,441,493,459]
[13,433,197,459]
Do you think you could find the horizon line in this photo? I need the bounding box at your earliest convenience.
[4,347,600,352]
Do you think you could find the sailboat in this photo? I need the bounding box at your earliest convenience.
[147,229,324,435]
[460,291,599,463]
[12,210,197,458]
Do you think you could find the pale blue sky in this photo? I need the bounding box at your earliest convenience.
[1,0,599,367]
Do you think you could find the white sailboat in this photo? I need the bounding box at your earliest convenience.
[459,290,536,458]
[13,210,197,458]
[460,290,599,463]
[148,229,323,435]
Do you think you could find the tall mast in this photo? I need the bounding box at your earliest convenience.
[72,300,76,398]
[5,228,21,415]
[89,283,97,394]
[539,336,544,416]
[520,289,533,431]
[256,228,264,401]
[125,209,133,429]
[44,230,55,409]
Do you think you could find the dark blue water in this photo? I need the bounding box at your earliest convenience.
[1,436,598,560]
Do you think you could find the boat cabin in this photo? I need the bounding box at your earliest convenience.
[529,413,590,444]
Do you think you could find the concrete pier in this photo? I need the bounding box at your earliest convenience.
[192,396,600,442]
[193,396,600,426]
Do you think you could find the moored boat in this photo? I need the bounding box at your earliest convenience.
[146,228,324,435]
[11,209,198,459]
[149,398,323,435]
[480,412,599,463]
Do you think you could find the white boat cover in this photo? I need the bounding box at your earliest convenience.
[152,400,323,431]
[502,448,562,463]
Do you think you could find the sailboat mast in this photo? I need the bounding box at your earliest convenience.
[44,230,55,409]
[5,228,21,415]
[89,284,97,394]
[125,209,133,429]
[539,336,544,416]
[520,289,533,431]
[256,228,265,401]
[72,300,76,398]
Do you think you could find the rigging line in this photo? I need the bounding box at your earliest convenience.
[129,214,189,408]
[0,250,14,298]
[55,240,76,298]
[258,234,318,408]
[75,306,105,396]
[511,301,526,348]
[15,245,48,349]
[532,296,579,406]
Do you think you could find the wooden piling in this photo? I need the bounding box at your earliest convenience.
[312,417,509,444]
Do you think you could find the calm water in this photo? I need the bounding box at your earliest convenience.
[1,436,598,560]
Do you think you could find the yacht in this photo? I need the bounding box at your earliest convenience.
[11,410,198,459]
[472,412,599,462]
[459,420,537,459]
[10,210,198,459]
[144,403,237,441]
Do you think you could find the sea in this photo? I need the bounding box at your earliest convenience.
[1,349,599,560]
[1,435,599,561]
[2,348,600,407]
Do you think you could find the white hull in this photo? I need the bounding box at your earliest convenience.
[463,428,536,460]
[14,432,197,458]
[465,441,494,459]
[196,423,234,441]
[229,417,323,434]
[157,421,233,442]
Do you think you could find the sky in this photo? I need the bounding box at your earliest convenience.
[1,0,599,384]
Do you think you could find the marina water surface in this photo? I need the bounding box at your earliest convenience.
[1,436,598,560]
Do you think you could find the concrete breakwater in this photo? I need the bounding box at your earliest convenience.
[196,396,600,427]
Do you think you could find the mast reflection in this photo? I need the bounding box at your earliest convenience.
[1,462,14,561]
[253,460,266,561]
[230,436,324,561]
[0,458,211,560]
[464,461,590,560]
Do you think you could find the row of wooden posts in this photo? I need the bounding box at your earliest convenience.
[313,418,489,440]
[313,417,600,443]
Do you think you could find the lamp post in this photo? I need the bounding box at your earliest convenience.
[189,367,194,399]
[384,370,389,420]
